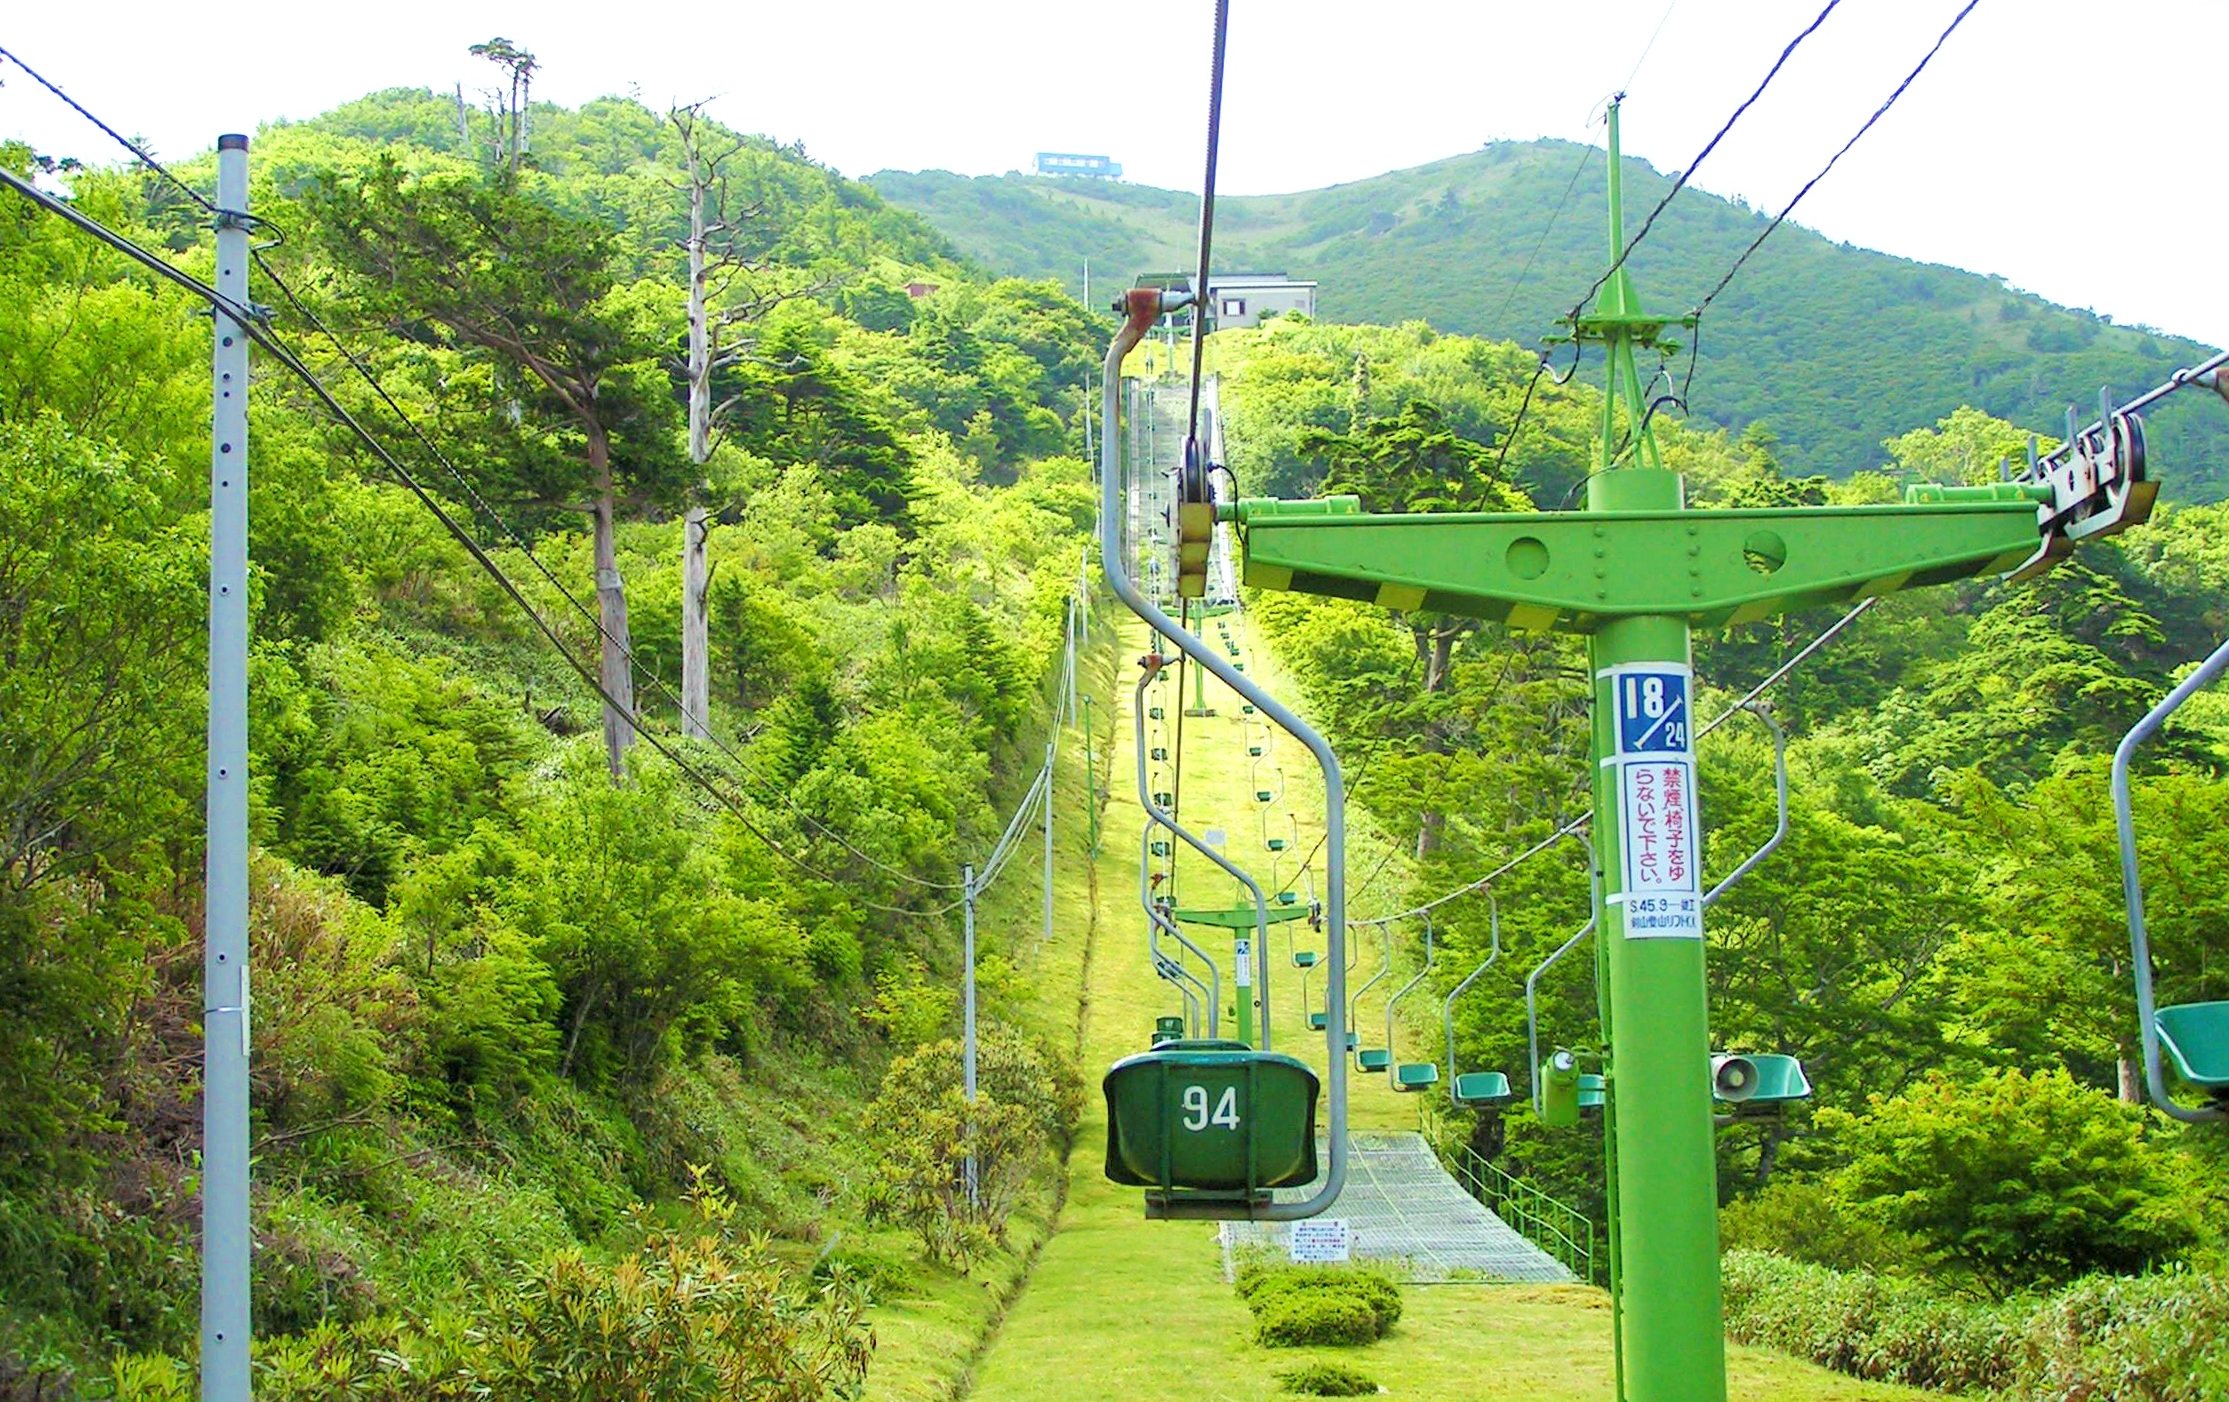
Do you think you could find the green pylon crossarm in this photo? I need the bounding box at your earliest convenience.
[1170,905,1316,928]
[1223,488,2043,631]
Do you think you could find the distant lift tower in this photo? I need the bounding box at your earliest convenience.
[1204,101,2154,1402]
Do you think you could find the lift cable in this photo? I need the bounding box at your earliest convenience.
[1680,0,1984,410]
[1496,0,1842,468]
[1350,595,1876,928]
[0,47,217,215]
[0,167,1123,921]
[1,52,982,894]
[1184,0,1232,454]
[4,54,994,891]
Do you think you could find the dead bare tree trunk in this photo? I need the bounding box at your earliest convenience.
[588,428,635,778]
[680,121,716,740]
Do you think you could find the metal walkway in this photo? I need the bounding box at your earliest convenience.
[1221,1132,1575,1284]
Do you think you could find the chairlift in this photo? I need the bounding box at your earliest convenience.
[1446,890,1515,1108]
[1385,914,1441,1092]
[2114,633,2229,1121]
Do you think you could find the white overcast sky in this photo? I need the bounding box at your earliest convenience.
[4,1,2224,347]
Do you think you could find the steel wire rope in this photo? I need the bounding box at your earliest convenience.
[0,47,218,214]
[0,166,1023,921]
[1495,0,1842,468]
[3,58,981,898]
[1351,595,1876,927]
[247,249,974,894]
[1678,0,1983,412]
[1183,0,1232,452]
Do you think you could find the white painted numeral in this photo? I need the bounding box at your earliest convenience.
[1180,1084,1243,1132]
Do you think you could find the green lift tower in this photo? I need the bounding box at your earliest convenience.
[1211,102,2156,1402]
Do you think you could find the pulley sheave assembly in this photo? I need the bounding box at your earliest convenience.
[1176,434,1215,600]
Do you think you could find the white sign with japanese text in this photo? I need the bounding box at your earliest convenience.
[1234,937,1253,987]
[1603,662,1704,939]
[1289,1218,1351,1264]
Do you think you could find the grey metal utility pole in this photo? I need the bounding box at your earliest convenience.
[962,862,979,1207]
[203,132,253,1402]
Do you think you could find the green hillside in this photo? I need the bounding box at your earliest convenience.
[869,148,2229,495]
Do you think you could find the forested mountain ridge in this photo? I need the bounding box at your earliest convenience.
[3,82,1106,1398]
[871,145,2228,495]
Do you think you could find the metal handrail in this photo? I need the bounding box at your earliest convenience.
[1442,1140,1601,1285]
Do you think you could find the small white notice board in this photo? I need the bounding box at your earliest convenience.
[1289,1218,1350,1264]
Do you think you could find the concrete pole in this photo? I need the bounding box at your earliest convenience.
[202,132,253,1402]
[962,863,979,1208]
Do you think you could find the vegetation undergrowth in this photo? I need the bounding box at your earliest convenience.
[1721,1251,2229,1401]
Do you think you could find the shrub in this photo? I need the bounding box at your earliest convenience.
[861,1029,1081,1268]
[1720,1250,2019,1392]
[1718,1179,1922,1275]
[1278,1360,1382,1395]
[1252,1290,1380,1348]
[1821,1067,2199,1294]
[1238,1264,1403,1347]
[2012,1267,2229,1401]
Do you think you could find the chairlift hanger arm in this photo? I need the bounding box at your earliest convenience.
[1701,706,1789,908]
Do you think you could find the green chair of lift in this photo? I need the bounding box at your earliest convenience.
[2114,631,2229,1121]
[1242,704,1256,715]
[1248,746,1264,757]
[1453,1071,1515,1107]
[1393,1063,1440,1093]
[1103,1044,1320,1218]
[1151,840,1171,857]
[1255,789,1274,803]
[1266,837,1288,852]
[1306,1010,1329,1031]
[1712,1053,1813,1113]
[1383,913,1439,1092]
[1276,891,1298,906]
[1153,791,1173,807]
[1357,1048,1391,1073]
[1149,706,1165,720]
[1155,1015,1187,1040]
[2113,650,2229,1118]
[1151,746,1168,761]
[2158,1004,2229,1100]
[1292,950,1319,969]
[1150,1029,1180,1045]
[1444,893,1511,1109]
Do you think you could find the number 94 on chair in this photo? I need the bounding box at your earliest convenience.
[1103,1045,1320,1219]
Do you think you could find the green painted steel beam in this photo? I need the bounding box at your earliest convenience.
[1229,485,2040,632]
[1170,904,1314,929]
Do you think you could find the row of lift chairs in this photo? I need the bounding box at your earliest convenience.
[1102,613,1842,1217]
[1108,611,2229,1219]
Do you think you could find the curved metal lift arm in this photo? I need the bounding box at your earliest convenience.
[1140,824,1218,1035]
[2114,633,2229,1124]
[1381,912,1437,1085]
[1132,666,1278,1049]
[1445,891,1502,1100]
[1104,288,1349,1219]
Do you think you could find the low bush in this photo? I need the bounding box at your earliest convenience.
[1720,1250,2018,1391]
[1237,1264,1403,1347]
[1722,1250,2229,1400]
[1252,1291,1380,1348]
[1277,1359,1382,1395]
